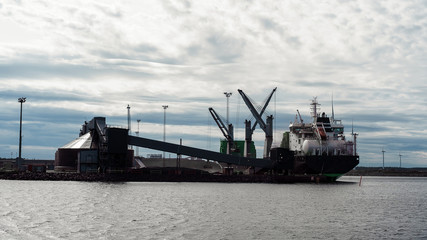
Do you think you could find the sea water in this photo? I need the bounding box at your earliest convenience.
[0,176,426,239]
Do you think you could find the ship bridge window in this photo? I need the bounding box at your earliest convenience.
[334,128,343,133]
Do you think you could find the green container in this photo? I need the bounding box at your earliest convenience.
[220,140,256,158]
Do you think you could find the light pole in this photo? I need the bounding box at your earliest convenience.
[162,105,168,167]
[224,92,232,125]
[382,148,385,169]
[127,105,132,150]
[18,97,26,170]
[136,119,141,156]
[127,105,131,133]
[399,153,402,168]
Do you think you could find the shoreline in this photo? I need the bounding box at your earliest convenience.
[0,171,329,183]
[345,167,427,177]
[2,167,427,183]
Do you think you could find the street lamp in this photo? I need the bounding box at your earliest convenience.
[18,97,26,170]
[162,105,168,167]
[224,92,232,125]
[382,148,385,169]
[127,105,131,133]
[127,105,132,150]
[136,119,141,156]
[162,105,168,142]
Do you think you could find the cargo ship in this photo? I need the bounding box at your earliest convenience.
[279,97,359,180]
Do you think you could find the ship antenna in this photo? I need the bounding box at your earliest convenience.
[310,97,320,120]
[351,119,354,135]
[331,93,335,121]
[351,120,358,156]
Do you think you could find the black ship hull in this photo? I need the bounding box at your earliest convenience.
[270,148,359,180]
[293,155,359,178]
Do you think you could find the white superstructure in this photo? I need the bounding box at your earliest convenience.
[287,97,356,157]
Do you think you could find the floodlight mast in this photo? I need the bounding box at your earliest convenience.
[127,105,131,133]
[18,97,26,171]
[127,105,132,150]
[224,92,232,125]
[382,148,386,169]
[136,119,141,156]
[162,105,168,167]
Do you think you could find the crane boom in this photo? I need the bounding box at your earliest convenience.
[238,88,276,158]
[250,87,277,133]
[297,109,303,123]
[238,89,267,131]
[208,107,233,142]
[238,89,270,133]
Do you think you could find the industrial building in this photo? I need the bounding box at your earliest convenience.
[55,117,133,173]
[0,158,54,172]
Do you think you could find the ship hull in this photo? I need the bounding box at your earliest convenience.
[293,155,359,179]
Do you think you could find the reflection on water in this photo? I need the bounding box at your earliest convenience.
[0,176,426,239]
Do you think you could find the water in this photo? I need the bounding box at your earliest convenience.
[0,176,426,239]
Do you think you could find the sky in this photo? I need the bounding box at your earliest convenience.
[0,0,426,167]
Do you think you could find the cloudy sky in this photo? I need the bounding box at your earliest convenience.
[1,0,426,167]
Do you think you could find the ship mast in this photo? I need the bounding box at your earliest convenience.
[351,120,358,156]
[331,93,335,122]
[310,97,320,122]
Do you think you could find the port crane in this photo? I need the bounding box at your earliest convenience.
[238,88,277,158]
[296,109,304,123]
[208,107,234,154]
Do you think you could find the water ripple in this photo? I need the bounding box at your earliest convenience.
[0,177,426,239]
